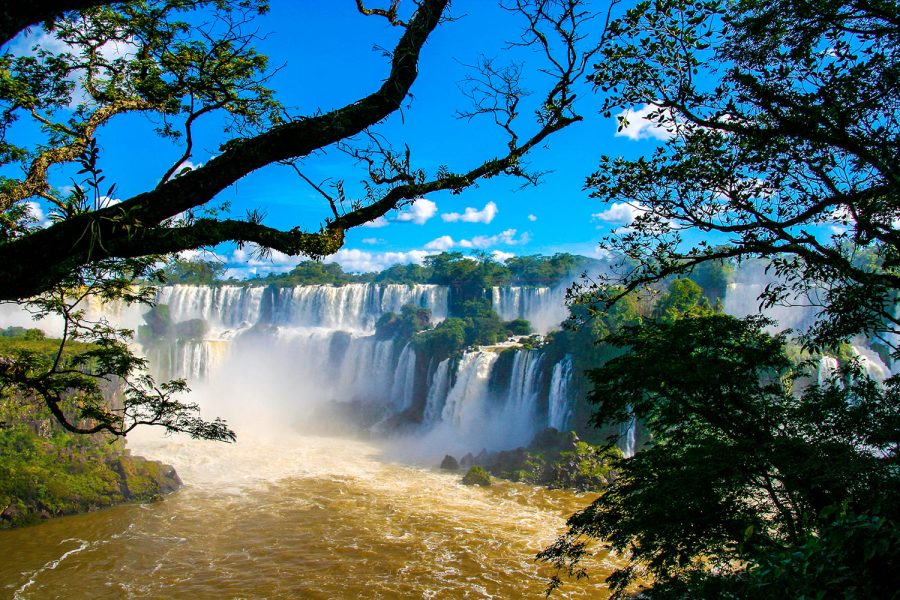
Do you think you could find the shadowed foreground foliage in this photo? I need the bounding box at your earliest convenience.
[539,314,900,598]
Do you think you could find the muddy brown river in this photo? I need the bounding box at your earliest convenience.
[0,433,614,599]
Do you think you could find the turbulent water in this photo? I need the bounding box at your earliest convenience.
[137,284,582,455]
[0,281,615,597]
[0,431,614,599]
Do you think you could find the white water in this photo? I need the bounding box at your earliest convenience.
[158,283,449,333]
[492,286,568,334]
[548,355,574,431]
[423,358,452,425]
[502,350,546,446]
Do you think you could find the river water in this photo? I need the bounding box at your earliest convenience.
[0,432,613,599]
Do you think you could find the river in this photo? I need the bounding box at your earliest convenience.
[0,431,614,599]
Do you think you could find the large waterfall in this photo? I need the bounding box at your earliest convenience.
[157,283,449,332]
[142,283,577,457]
[492,285,568,334]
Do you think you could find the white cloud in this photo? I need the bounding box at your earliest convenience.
[178,248,228,263]
[175,160,203,174]
[424,235,456,251]
[229,245,300,269]
[491,250,515,262]
[361,238,383,245]
[614,104,673,141]
[362,216,390,228]
[331,248,434,273]
[442,201,498,224]
[592,202,648,225]
[10,30,71,57]
[395,198,437,225]
[527,214,537,222]
[425,228,530,251]
[25,201,52,228]
[223,243,437,278]
[26,201,45,222]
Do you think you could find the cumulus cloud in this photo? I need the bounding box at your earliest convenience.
[395,198,437,225]
[174,160,203,174]
[25,201,52,228]
[424,228,530,251]
[442,201,498,224]
[26,201,45,222]
[491,250,515,262]
[178,248,228,263]
[527,214,537,222]
[424,235,456,251]
[223,243,438,278]
[331,248,433,273]
[614,104,673,141]
[10,30,71,58]
[592,202,648,225]
[362,216,390,228]
[360,198,439,229]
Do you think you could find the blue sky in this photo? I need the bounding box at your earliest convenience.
[6,0,672,277]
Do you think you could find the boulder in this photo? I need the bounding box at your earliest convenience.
[459,452,476,469]
[440,455,459,470]
[461,465,492,487]
[0,504,18,522]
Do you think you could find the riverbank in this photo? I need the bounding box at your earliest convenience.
[0,425,181,528]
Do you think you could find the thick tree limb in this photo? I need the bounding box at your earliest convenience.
[0,0,450,300]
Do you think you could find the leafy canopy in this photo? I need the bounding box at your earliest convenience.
[580,0,900,352]
[540,314,900,598]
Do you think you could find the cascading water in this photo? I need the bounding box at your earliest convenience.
[423,358,452,425]
[157,283,448,334]
[817,355,839,385]
[492,286,568,334]
[389,343,418,412]
[142,283,584,455]
[501,350,546,446]
[548,355,574,431]
[621,417,637,458]
[440,351,501,434]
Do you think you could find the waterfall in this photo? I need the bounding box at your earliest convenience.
[851,345,891,381]
[491,286,568,334]
[156,285,265,331]
[389,343,417,412]
[548,355,573,431]
[17,281,588,454]
[621,416,637,458]
[157,283,449,334]
[817,355,839,385]
[440,351,500,433]
[501,350,545,445]
[423,358,452,425]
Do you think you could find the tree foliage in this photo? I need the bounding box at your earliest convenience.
[579,0,900,351]
[162,258,227,285]
[539,314,900,598]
